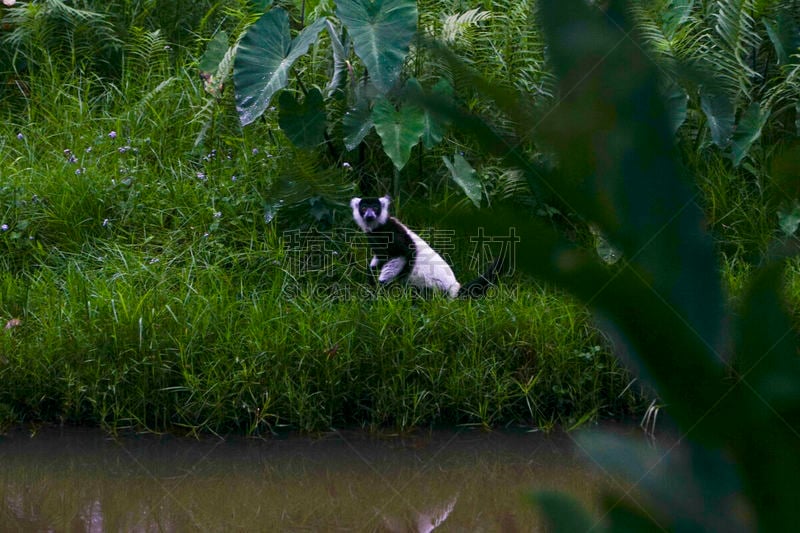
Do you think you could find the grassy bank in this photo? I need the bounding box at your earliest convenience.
[0,78,639,434]
[0,240,639,434]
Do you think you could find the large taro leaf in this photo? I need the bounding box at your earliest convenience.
[764,11,800,67]
[372,97,424,170]
[234,9,327,126]
[343,93,374,151]
[199,31,229,74]
[443,154,481,207]
[731,101,769,167]
[335,0,417,94]
[663,79,688,135]
[778,201,800,236]
[325,20,348,97]
[700,89,735,148]
[199,32,235,98]
[278,88,327,148]
[406,77,451,149]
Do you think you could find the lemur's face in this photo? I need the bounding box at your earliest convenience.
[351,196,390,232]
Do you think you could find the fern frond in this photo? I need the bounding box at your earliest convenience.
[713,0,762,88]
[125,27,169,78]
[1,0,120,70]
[764,60,800,114]
[441,8,492,44]
[629,1,679,66]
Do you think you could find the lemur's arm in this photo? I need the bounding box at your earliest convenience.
[378,257,407,284]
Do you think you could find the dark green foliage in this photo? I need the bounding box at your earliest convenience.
[334,0,417,94]
[278,88,327,148]
[417,0,800,529]
[632,0,800,168]
[2,0,800,528]
[233,8,327,126]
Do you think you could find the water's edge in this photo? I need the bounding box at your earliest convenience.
[0,425,634,531]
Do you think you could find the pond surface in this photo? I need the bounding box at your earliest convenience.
[0,426,617,531]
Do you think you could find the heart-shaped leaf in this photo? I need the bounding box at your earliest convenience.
[442,154,481,207]
[700,89,735,149]
[663,79,688,136]
[278,88,327,148]
[325,20,348,97]
[778,201,800,236]
[343,92,374,151]
[372,98,424,170]
[234,9,326,126]
[335,0,417,94]
[764,13,800,67]
[199,31,229,74]
[407,78,452,149]
[731,101,769,167]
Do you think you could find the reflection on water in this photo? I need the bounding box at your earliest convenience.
[0,426,607,531]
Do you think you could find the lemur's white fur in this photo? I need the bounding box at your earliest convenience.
[351,196,461,298]
[403,225,460,298]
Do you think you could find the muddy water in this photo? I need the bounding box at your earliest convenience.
[0,427,610,531]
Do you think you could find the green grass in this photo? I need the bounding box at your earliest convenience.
[0,240,638,435]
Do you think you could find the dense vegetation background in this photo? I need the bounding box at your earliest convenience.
[0,0,645,435]
[0,0,795,440]
[2,0,800,529]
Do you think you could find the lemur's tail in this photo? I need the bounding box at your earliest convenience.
[457,257,505,298]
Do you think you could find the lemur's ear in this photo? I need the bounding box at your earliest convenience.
[350,197,361,209]
[379,195,391,208]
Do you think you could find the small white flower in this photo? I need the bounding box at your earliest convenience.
[213,211,222,218]
[0,224,8,231]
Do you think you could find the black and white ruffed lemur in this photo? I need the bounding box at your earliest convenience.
[350,195,501,298]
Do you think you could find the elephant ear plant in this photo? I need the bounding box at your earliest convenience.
[229,0,449,177]
[415,0,800,529]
